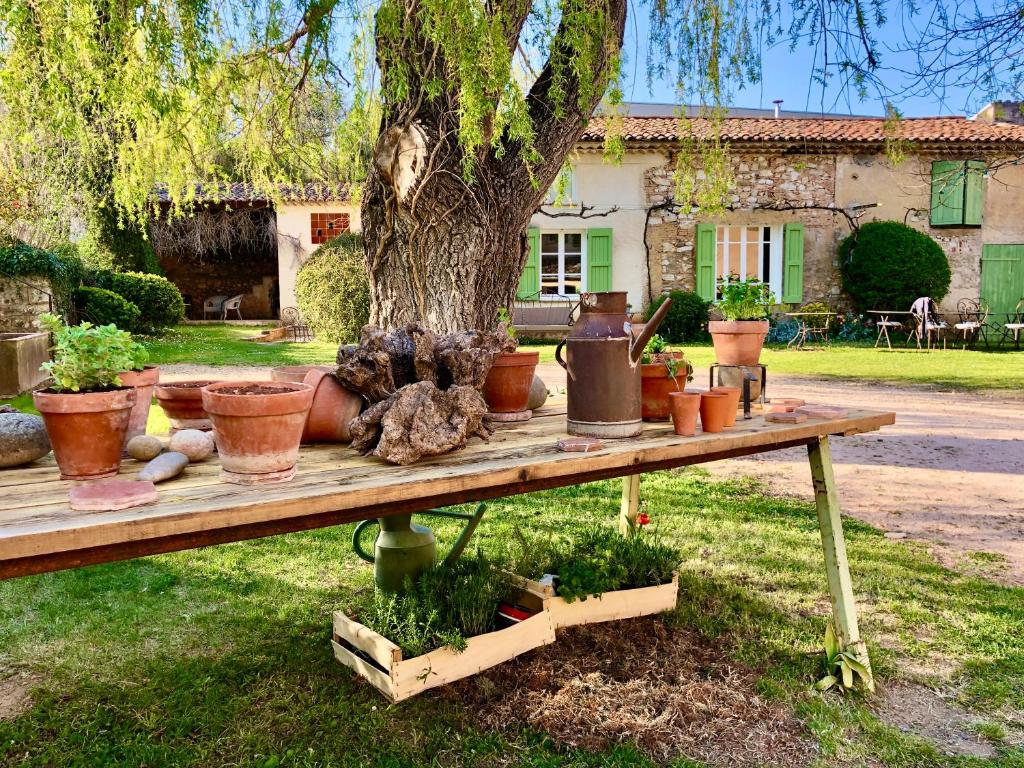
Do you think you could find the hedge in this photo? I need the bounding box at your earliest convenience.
[92,270,185,331]
[644,290,710,343]
[73,286,142,331]
[296,233,369,344]
[0,235,83,317]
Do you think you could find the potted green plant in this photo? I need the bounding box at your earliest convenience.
[481,308,539,414]
[33,314,143,479]
[708,277,775,365]
[640,334,693,421]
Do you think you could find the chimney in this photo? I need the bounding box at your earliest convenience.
[772,99,783,119]
[974,100,1024,125]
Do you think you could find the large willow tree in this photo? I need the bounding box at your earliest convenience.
[1,0,1019,330]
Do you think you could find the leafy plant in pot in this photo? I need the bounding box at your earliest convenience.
[481,308,539,415]
[708,277,775,366]
[33,314,144,479]
[640,334,693,421]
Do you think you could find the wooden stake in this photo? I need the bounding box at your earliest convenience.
[619,474,640,535]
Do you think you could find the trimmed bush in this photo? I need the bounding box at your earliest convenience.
[644,290,710,342]
[839,221,951,312]
[73,286,141,331]
[93,270,185,332]
[296,233,370,344]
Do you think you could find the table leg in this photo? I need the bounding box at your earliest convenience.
[807,436,875,691]
[619,474,641,535]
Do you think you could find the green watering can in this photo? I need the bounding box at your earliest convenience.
[352,504,487,592]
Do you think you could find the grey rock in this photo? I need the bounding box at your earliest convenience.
[526,374,549,411]
[138,451,189,483]
[168,429,215,461]
[127,435,163,461]
[0,413,51,468]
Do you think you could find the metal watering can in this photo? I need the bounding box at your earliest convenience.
[555,292,672,438]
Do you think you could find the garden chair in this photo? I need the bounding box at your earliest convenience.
[871,311,906,349]
[203,295,227,319]
[1002,298,1024,350]
[221,294,244,320]
[281,307,311,342]
[909,297,947,350]
[952,299,990,350]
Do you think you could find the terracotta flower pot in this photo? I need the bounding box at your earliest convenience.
[156,380,220,431]
[668,391,701,436]
[33,387,136,480]
[710,386,741,427]
[482,351,540,413]
[202,381,314,484]
[271,365,334,384]
[698,391,732,433]
[300,368,363,443]
[641,356,685,422]
[708,320,769,366]
[118,365,160,445]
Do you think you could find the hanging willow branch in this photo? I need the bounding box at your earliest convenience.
[148,207,278,262]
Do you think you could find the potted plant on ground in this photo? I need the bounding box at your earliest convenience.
[482,309,539,415]
[640,334,693,421]
[33,314,143,479]
[708,277,775,365]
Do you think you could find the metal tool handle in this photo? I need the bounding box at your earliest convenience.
[352,518,378,563]
[555,339,574,380]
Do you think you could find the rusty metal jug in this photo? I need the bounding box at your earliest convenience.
[555,292,672,438]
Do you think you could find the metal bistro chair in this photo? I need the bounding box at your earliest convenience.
[953,298,990,350]
[281,307,312,342]
[221,294,245,321]
[909,298,947,350]
[203,295,227,319]
[788,312,835,349]
[1002,298,1024,350]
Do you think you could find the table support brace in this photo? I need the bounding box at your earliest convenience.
[807,435,874,691]
[619,474,641,535]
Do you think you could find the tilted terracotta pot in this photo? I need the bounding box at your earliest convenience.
[118,365,160,445]
[34,387,136,480]
[708,320,769,366]
[698,391,732,433]
[300,368,363,443]
[482,351,540,413]
[202,381,314,484]
[641,354,686,422]
[668,391,701,436]
[710,386,741,427]
[271,365,334,384]
[156,380,220,431]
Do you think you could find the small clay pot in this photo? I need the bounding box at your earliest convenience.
[698,391,732,433]
[710,386,741,427]
[270,365,334,384]
[33,387,136,479]
[641,360,685,421]
[482,351,540,413]
[156,380,220,431]
[708,320,769,366]
[118,365,160,445]
[300,368,363,443]
[668,391,701,436]
[202,381,314,484]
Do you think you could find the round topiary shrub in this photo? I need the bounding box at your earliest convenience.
[644,290,711,343]
[296,234,369,344]
[93,270,185,332]
[73,286,141,330]
[839,221,951,312]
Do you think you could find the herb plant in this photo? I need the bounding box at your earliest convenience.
[640,334,694,383]
[717,277,775,321]
[39,313,147,392]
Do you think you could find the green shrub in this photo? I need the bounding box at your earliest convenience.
[84,208,161,273]
[296,234,369,344]
[92,270,185,332]
[839,221,951,311]
[38,313,147,392]
[73,286,141,331]
[0,235,84,317]
[645,290,710,342]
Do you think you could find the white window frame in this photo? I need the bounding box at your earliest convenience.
[714,224,783,300]
[539,230,587,299]
[544,166,576,206]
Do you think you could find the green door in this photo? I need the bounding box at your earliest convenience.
[980,244,1024,319]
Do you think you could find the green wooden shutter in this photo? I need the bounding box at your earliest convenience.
[981,244,1024,319]
[517,228,540,299]
[964,160,986,226]
[782,222,805,304]
[586,228,613,292]
[694,223,716,301]
[930,160,966,226]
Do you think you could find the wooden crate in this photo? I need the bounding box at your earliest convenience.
[509,572,679,629]
[331,590,555,702]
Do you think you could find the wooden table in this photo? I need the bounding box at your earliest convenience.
[0,401,894,689]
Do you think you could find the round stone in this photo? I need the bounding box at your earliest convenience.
[169,429,215,461]
[138,451,189,483]
[526,375,549,411]
[0,412,51,468]
[126,435,163,461]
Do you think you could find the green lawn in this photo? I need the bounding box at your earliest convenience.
[1,471,1021,766]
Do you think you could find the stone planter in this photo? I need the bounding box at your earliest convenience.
[0,331,50,397]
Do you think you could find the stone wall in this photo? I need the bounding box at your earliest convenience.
[0,276,52,332]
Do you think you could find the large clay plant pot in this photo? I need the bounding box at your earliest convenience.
[482,351,540,413]
[271,365,334,384]
[118,365,160,445]
[156,380,220,432]
[640,352,686,422]
[708,320,769,366]
[300,368,363,443]
[202,381,314,484]
[33,388,136,479]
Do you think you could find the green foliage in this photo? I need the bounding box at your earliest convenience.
[640,335,693,383]
[0,235,83,316]
[839,221,951,312]
[496,307,517,339]
[84,208,161,273]
[92,270,185,332]
[717,278,775,321]
[38,313,147,392]
[295,234,370,344]
[815,623,871,693]
[645,290,710,342]
[73,287,142,331]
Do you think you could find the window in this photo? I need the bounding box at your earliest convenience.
[311,212,351,245]
[714,225,784,299]
[539,231,585,296]
[544,166,575,206]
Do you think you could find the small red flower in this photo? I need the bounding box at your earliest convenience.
[636,513,651,527]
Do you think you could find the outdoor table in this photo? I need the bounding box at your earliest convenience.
[0,400,894,690]
[867,310,914,350]
[786,312,836,349]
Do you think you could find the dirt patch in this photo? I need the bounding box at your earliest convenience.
[209,384,296,396]
[876,683,997,758]
[0,670,40,721]
[444,618,815,767]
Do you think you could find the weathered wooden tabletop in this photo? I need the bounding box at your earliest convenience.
[0,401,894,580]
